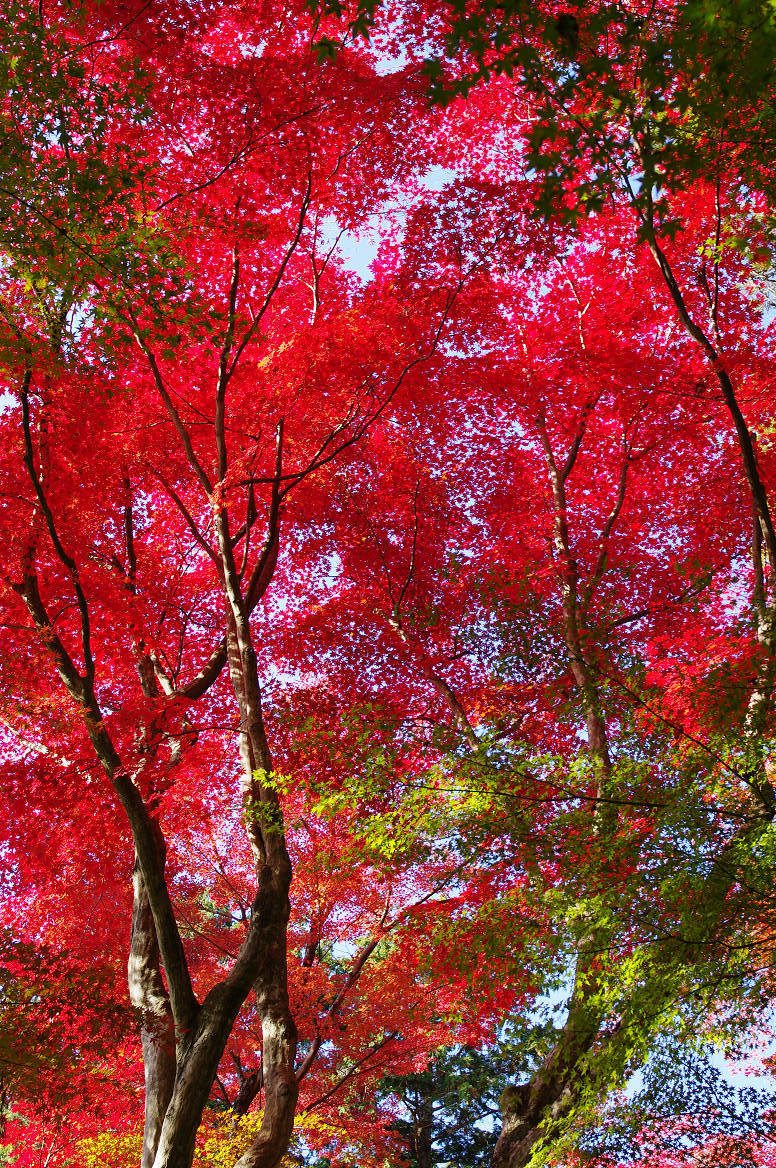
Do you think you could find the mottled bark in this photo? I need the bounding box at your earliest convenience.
[129,853,176,1168]
[492,990,601,1168]
[231,1053,262,1117]
[147,853,296,1168]
[491,415,618,1168]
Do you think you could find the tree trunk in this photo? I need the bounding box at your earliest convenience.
[412,1095,434,1168]
[146,858,297,1168]
[491,1000,600,1168]
[128,851,176,1168]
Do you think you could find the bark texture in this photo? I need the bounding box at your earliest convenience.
[129,853,176,1168]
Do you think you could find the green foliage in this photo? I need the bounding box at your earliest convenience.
[0,3,211,365]
[378,1027,552,1168]
[0,5,150,310]
[312,0,776,232]
[439,0,776,229]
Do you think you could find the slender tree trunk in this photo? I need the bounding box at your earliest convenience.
[232,862,298,1168]
[412,1095,434,1168]
[492,419,617,1168]
[144,857,297,1168]
[128,856,176,1168]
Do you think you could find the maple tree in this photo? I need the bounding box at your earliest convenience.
[303,3,776,1163]
[3,2,776,1168]
[303,191,776,1166]
[0,2,472,1165]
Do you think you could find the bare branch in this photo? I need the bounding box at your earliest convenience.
[152,470,220,566]
[580,445,630,616]
[131,324,213,497]
[215,236,242,481]
[227,173,314,382]
[20,372,94,686]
